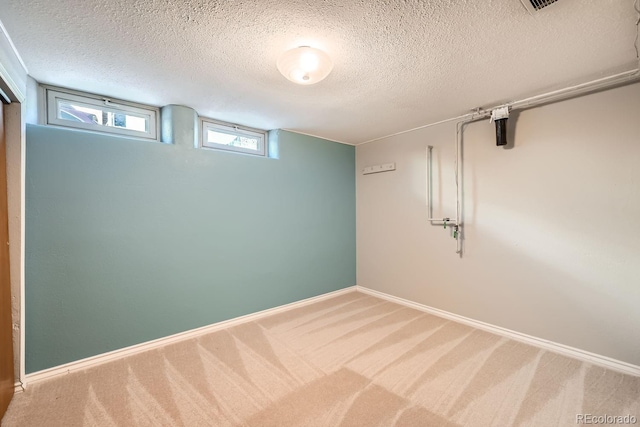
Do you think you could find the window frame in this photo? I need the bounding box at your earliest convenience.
[44,85,159,140]
[200,118,267,157]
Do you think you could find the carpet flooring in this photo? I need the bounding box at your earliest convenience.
[3,291,639,426]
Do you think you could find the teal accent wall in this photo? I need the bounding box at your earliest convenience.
[25,124,356,373]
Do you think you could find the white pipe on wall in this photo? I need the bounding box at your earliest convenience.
[454,121,465,255]
[464,69,640,125]
[426,68,640,256]
[426,143,461,254]
[426,145,458,224]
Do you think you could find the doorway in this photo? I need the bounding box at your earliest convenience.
[0,100,14,418]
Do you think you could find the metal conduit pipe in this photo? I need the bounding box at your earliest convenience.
[427,113,489,255]
[426,146,456,225]
[427,68,640,256]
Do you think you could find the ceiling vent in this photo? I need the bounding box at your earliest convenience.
[521,0,558,13]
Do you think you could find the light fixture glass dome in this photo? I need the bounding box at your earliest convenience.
[277,46,333,85]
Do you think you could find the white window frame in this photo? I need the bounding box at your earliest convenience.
[44,85,159,140]
[200,118,267,156]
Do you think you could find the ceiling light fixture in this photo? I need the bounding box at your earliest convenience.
[277,46,333,85]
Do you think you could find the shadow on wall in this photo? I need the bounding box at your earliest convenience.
[357,82,640,366]
[360,196,639,365]
[462,224,638,364]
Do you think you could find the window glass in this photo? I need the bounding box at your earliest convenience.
[201,119,266,156]
[45,87,158,140]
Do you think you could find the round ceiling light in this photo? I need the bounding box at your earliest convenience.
[277,46,333,85]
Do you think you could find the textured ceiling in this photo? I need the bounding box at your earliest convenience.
[0,0,637,144]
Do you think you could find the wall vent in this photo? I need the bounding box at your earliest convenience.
[522,0,558,13]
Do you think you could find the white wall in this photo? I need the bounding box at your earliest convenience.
[356,81,640,366]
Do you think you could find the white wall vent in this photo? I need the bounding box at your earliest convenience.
[522,0,558,13]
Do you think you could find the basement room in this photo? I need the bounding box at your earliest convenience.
[0,0,639,425]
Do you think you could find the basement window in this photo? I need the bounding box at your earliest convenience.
[200,118,267,156]
[45,86,159,140]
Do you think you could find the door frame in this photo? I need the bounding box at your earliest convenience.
[3,98,26,393]
[0,18,28,394]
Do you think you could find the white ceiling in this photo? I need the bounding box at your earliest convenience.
[0,0,637,145]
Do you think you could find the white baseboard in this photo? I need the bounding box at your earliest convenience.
[24,286,357,388]
[14,381,24,393]
[24,283,637,389]
[357,286,640,377]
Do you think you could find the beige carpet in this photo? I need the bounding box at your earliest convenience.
[3,292,639,426]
